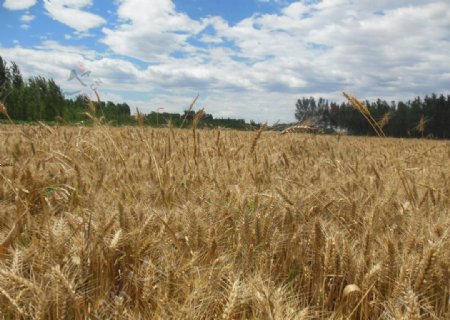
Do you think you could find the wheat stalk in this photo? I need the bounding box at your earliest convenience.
[180,94,199,128]
[0,285,24,316]
[281,124,317,135]
[0,101,13,124]
[136,107,145,126]
[251,123,267,153]
[0,123,448,318]
[343,92,386,137]
[222,279,240,320]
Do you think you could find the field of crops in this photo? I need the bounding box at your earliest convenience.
[0,124,449,319]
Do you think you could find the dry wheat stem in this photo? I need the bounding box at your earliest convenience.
[0,124,448,319]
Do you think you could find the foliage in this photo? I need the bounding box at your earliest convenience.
[0,56,255,130]
[2,55,448,137]
[295,94,450,139]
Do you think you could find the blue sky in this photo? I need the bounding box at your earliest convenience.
[1,0,450,123]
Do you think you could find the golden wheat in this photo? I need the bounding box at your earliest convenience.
[0,124,448,319]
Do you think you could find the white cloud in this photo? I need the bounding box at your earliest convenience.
[208,1,450,98]
[281,2,309,18]
[102,0,450,121]
[0,43,86,83]
[3,0,36,10]
[198,34,223,44]
[43,0,106,32]
[54,0,93,8]
[102,0,204,62]
[258,0,287,4]
[2,0,450,123]
[20,14,35,23]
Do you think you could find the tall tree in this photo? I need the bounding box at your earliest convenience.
[317,97,330,128]
[0,56,11,100]
[295,97,317,123]
[5,62,25,119]
[10,62,23,88]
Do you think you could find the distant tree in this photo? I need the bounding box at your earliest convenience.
[117,103,131,115]
[10,62,23,88]
[317,97,330,128]
[63,95,88,122]
[295,97,331,129]
[0,56,11,100]
[294,93,450,139]
[46,79,65,120]
[329,103,339,128]
[183,110,196,121]
[1,60,24,119]
[387,101,409,137]
[295,97,317,123]
[203,113,213,121]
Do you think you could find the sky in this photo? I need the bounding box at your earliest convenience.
[0,0,449,123]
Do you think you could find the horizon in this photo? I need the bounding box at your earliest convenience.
[1,0,449,124]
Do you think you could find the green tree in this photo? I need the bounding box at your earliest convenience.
[46,79,66,120]
[387,101,409,137]
[295,97,317,123]
[317,97,330,128]
[0,56,11,101]
[10,62,23,88]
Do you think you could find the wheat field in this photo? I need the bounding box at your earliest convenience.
[0,124,449,319]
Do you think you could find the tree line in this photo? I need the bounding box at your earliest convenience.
[2,56,448,137]
[0,56,132,124]
[295,95,450,139]
[0,56,253,130]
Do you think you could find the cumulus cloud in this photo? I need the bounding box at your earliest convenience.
[43,0,106,32]
[101,0,449,120]
[3,0,450,123]
[3,0,36,10]
[205,0,450,99]
[257,0,287,4]
[102,0,204,62]
[20,14,35,23]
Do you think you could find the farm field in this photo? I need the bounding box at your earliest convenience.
[0,124,449,319]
